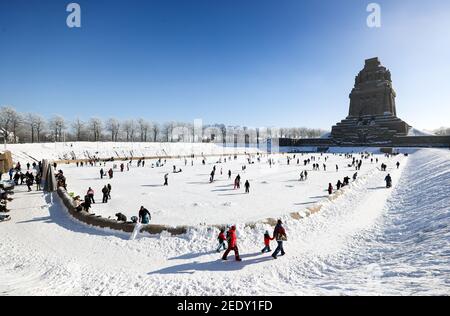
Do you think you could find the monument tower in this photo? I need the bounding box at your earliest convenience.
[331,57,411,145]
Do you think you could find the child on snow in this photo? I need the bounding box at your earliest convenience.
[261,231,274,253]
[216,229,227,252]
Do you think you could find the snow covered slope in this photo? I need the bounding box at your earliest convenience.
[0,149,448,295]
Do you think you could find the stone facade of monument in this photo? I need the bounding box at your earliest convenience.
[331,57,411,145]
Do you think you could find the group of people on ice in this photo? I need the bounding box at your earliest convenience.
[4,161,43,193]
[74,184,113,213]
[115,206,151,224]
[113,206,151,224]
[1,160,45,222]
[100,168,114,179]
[217,220,287,261]
[327,172,358,194]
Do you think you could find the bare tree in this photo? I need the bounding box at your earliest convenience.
[25,113,45,143]
[123,120,136,142]
[72,118,85,141]
[137,118,150,142]
[162,121,176,142]
[106,118,120,142]
[0,106,20,144]
[88,118,103,141]
[34,115,46,143]
[151,122,160,142]
[11,112,22,143]
[49,115,66,142]
[256,127,260,147]
[25,114,35,143]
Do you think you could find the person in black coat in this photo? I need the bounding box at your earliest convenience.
[102,185,109,203]
[83,195,91,212]
[138,206,151,224]
[385,174,392,188]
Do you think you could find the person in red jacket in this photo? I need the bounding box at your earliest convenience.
[222,226,242,261]
[216,229,227,253]
[261,230,274,253]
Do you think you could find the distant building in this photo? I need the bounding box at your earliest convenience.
[279,58,450,149]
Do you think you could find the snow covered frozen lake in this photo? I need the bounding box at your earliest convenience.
[58,152,391,225]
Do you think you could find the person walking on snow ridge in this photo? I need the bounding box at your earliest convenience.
[216,229,227,252]
[261,231,274,253]
[222,226,242,261]
[272,220,287,259]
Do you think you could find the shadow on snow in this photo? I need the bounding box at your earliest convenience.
[149,252,274,274]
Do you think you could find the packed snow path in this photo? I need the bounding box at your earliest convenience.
[0,149,449,295]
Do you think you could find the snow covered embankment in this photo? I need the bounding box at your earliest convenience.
[5,142,259,163]
[281,148,450,295]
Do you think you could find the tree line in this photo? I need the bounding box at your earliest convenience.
[0,106,329,145]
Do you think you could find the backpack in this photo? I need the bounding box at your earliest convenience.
[275,226,287,241]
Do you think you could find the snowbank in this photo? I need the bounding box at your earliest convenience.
[4,142,261,163]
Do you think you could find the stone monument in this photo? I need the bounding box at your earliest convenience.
[331,57,411,145]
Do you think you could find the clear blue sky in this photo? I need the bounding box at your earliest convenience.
[0,0,449,130]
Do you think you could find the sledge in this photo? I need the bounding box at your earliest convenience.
[130,223,142,240]
[0,215,11,223]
